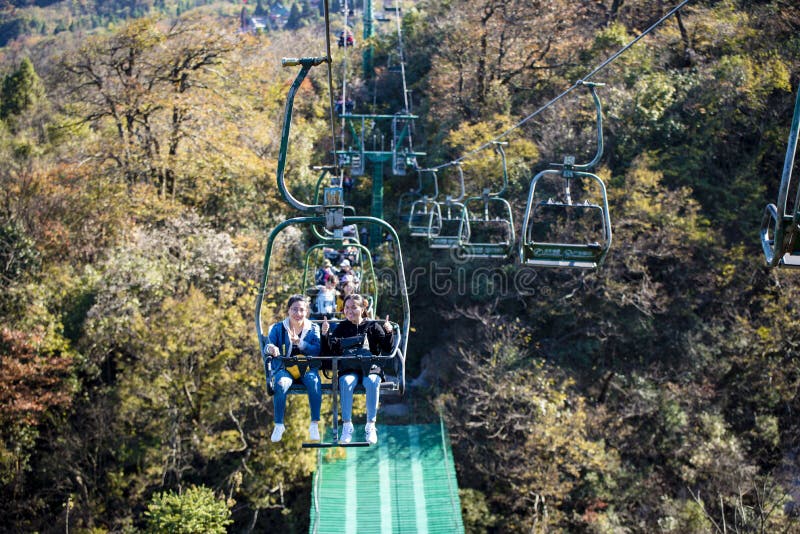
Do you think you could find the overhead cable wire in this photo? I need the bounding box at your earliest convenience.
[394,0,410,114]
[340,0,349,158]
[323,0,340,175]
[419,0,693,172]
[393,0,416,156]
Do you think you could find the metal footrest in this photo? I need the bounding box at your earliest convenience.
[302,441,371,448]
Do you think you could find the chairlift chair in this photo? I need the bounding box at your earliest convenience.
[761,84,800,267]
[257,217,409,448]
[392,113,413,176]
[408,197,441,237]
[459,143,515,259]
[387,51,403,73]
[398,168,438,222]
[519,82,612,269]
[259,56,410,448]
[302,242,377,317]
[340,116,366,176]
[520,168,611,268]
[429,199,470,249]
[462,193,515,259]
[428,164,470,249]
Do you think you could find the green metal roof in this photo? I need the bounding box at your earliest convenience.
[309,423,464,533]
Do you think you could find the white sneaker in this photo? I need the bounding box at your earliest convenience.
[271,423,285,442]
[309,421,320,441]
[365,422,378,445]
[340,422,354,444]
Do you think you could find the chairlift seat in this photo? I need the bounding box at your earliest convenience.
[286,376,401,395]
[521,242,604,269]
[408,199,439,237]
[280,318,405,396]
[408,215,436,237]
[521,202,609,268]
[460,197,514,259]
[429,216,469,249]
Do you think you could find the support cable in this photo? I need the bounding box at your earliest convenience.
[393,0,415,157]
[419,0,693,172]
[394,0,410,114]
[340,0,349,158]
[323,0,340,175]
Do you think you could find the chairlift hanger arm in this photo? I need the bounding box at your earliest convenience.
[427,168,440,199]
[276,57,329,213]
[547,82,605,172]
[761,83,800,267]
[492,141,509,197]
[449,163,466,203]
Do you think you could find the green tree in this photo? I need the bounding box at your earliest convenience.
[144,485,232,534]
[285,3,302,30]
[0,220,40,289]
[438,316,618,531]
[0,58,45,127]
[56,15,241,198]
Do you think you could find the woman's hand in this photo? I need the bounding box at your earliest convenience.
[266,344,279,357]
[321,316,329,336]
[383,315,393,333]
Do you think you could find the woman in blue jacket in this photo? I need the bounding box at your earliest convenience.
[264,294,322,442]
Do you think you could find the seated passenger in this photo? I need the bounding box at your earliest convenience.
[337,279,357,311]
[263,295,322,443]
[342,175,354,192]
[315,274,339,317]
[315,258,335,286]
[323,247,341,265]
[321,295,394,444]
[337,259,359,288]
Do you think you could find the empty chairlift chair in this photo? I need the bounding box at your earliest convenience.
[403,169,440,236]
[392,112,415,176]
[519,82,612,269]
[761,84,800,267]
[428,163,470,249]
[460,143,515,259]
[408,196,441,238]
[398,168,437,223]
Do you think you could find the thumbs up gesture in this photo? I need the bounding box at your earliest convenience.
[383,315,393,333]
[321,316,330,335]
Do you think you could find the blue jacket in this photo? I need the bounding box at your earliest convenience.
[264,318,322,375]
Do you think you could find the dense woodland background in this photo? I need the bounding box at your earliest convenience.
[2,0,800,532]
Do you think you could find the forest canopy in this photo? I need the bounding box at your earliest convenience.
[2,0,800,532]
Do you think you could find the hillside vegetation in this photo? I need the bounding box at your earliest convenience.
[2,0,800,532]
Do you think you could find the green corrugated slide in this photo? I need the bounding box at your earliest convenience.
[309,422,464,533]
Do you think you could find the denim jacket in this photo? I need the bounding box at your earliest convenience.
[264,318,321,375]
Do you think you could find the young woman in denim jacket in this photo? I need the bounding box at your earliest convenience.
[264,295,322,443]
